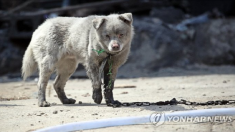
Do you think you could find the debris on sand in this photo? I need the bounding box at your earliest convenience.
[0,96,30,101]
[121,92,128,94]
[82,93,90,97]
[114,85,136,88]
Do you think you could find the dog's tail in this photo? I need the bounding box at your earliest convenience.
[22,45,37,80]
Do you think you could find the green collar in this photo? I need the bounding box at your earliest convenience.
[92,49,105,55]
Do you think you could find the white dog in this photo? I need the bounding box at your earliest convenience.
[22,13,134,107]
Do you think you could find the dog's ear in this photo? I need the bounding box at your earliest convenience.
[118,13,133,25]
[92,18,106,29]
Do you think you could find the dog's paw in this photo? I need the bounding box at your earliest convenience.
[38,101,50,107]
[92,89,102,104]
[107,100,122,107]
[62,98,76,104]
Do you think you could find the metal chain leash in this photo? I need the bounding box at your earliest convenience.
[107,98,235,108]
[94,50,235,108]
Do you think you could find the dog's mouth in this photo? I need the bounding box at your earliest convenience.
[106,48,122,55]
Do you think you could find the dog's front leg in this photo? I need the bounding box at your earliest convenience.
[103,63,121,107]
[88,63,103,104]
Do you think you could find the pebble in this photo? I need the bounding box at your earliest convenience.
[78,101,82,104]
[53,110,58,114]
[92,113,98,115]
[203,94,206,96]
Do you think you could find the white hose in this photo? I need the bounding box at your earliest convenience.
[35,108,235,132]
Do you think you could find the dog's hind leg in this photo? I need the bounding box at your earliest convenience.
[53,58,77,104]
[37,56,55,107]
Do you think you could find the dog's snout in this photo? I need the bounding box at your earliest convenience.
[112,43,119,50]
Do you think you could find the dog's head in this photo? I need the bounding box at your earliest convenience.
[92,13,134,53]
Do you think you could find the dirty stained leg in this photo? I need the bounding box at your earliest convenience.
[89,63,103,104]
[53,59,77,104]
[103,63,120,106]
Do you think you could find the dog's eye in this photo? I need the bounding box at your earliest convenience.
[105,35,110,39]
[119,34,123,38]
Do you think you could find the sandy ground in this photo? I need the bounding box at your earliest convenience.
[0,66,235,132]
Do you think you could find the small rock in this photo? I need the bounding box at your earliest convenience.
[223,81,227,83]
[54,95,58,97]
[71,116,74,118]
[53,110,58,114]
[92,113,98,115]
[78,101,82,104]
[203,94,206,96]
[67,94,71,96]
[30,124,34,126]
